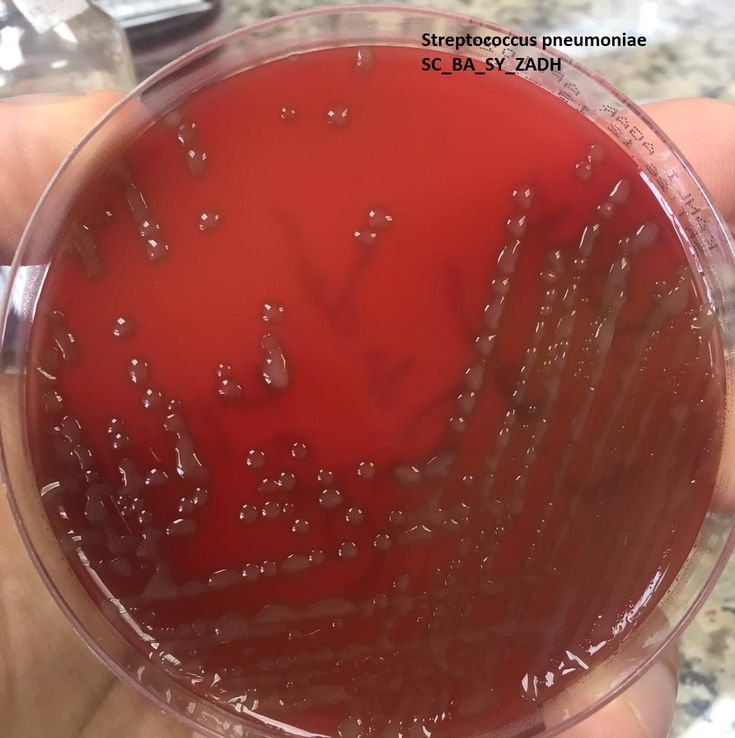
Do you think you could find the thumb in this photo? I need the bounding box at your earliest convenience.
[643,97,735,223]
[554,646,678,738]
[0,90,123,259]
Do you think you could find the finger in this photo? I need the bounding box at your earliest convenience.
[642,98,735,222]
[0,90,122,259]
[551,645,678,738]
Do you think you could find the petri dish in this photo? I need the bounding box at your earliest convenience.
[2,6,735,738]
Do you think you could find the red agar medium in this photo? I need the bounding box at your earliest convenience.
[27,46,723,737]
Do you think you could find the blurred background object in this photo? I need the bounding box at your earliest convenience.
[95,0,231,79]
[0,0,135,96]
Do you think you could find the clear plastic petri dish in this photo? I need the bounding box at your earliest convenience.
[2,6,735,738]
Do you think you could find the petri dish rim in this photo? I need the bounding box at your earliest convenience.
[1,5,734,738]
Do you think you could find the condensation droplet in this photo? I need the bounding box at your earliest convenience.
[506,215,527,238]
[262,302,285,323]
[574,161,593,181]
[388,509,405,527]
[547,249,564,272]
[475,333,497,357]
[58,415,81,442]
[484,297,504,331]
[367,207,393,229]
[49,310,77,363]
[125,182,148,220]
[449,416,467,433]
[327,105,350,127]
[259,478,279,494]
[354,47,374,73]
[118,458,143,497]
[512,185,533,210]
[609,179,630,205]
[192,488,208,507]
[394,465,421,485]
[492,276,510,296]
[108,557,132,578]
[108,418,130,451]
[374,533,393,552]
[43,390,64,413]
[142,388,163,410]
[84,485,108,525]
[198,210,221,232]
[136,529,161,561]
[209,568,241,589]
[68,223,104,279]
[129,358,149,385]
[185,148,208,177]
[279,471,296,491]
[213,613,246,643]
[596,202,615,219]
[464,361,485,392]
[281,553,310,574]
[497,239,521,275]
[245,449,266,469]
[394,574,410,592]
[425,451,456,478]
[280,106,296,120]
[262,501,281,520]
[345,507,364,525]
[243,563,261,582]
[36,345,60,383]
[457,392,476,415]
[217,378,242,400]
[166,518,197,536]
[163,400,186,433]
[138,510,152,526]
[261,560,277,577]
[145,467,169,486]
[399,523,435,544]
[338,541,358,561]
[309,549,325,566]
[138,218,159,239]
[317,469,334,485]
[146,238,170,263]
[73,445,93,473]
[587,143,605,164]
[261,333,289,390]
[291,441,308,460]
[354,229,378,246]
[292,519,310,535]
[112,316,136,338]
[634,222,659,250]
[319,488,342,508]
[176,121,197,147]
[357,460,376,479]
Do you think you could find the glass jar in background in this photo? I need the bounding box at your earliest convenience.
[0,0,135,97]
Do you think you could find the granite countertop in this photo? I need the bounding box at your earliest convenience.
[224,1,735,736]
[227,0,735,103]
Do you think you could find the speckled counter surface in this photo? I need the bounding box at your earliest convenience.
[228,0,735,103]
[226,2,735,735]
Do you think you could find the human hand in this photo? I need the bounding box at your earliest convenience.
[0,92,733,738]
